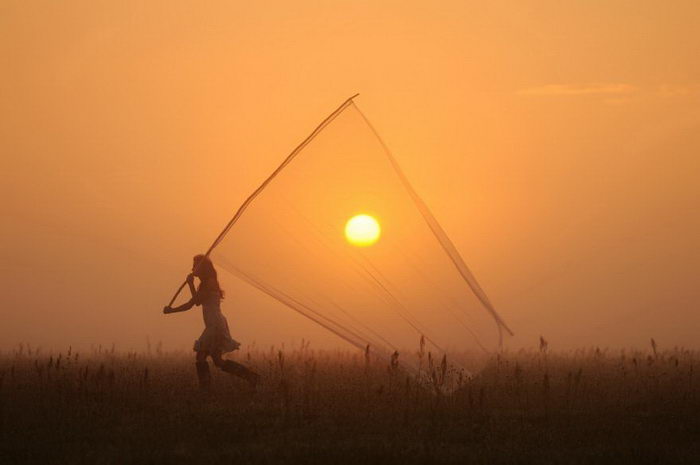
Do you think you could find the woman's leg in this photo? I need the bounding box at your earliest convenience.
[210,351,224,368]
[195,350,211,390]
[215,352,259,388]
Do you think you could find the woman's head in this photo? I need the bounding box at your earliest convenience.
[192,254,224,298]
[192,254,216,278]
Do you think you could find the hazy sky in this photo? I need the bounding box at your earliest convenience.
[2,0,699,352]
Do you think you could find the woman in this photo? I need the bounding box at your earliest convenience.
[164,254,259,390]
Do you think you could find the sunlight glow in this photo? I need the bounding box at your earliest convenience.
[345,214,381,246]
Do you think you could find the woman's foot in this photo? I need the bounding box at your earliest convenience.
[245,371,260,390]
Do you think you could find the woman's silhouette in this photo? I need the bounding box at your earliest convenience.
[164,254,259,390]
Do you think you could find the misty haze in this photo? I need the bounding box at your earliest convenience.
[2,1,699,464]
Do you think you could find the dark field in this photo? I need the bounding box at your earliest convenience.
[1,344,699,464]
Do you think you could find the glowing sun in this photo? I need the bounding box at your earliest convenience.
[345,214,381,246]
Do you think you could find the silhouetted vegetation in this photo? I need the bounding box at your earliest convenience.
[1,343,698,464]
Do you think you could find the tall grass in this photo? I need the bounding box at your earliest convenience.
[1,342,699,464]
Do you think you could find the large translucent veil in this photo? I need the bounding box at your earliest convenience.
[171,96,512,366]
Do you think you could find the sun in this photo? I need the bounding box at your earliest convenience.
[345,214,381,246]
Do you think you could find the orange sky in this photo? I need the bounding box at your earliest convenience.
[2,0,699,351]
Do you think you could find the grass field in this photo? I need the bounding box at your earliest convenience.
[1,343,698,464]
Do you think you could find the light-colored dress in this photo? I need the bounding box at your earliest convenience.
[192,285,240,354]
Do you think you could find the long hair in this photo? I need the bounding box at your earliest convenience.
[193,254,224,299]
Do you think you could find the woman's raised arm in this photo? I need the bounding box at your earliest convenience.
[163,299,195,314]
[186,273,197,297]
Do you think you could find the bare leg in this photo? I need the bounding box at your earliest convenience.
[214,352,259,388]
[210,351,224,368]
[195,351,210,390]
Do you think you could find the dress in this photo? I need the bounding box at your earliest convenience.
[192,284,240,354]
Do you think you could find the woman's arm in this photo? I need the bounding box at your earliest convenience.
[163,273,199,314]
[163,299,195,314]
[186,273,197,297]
